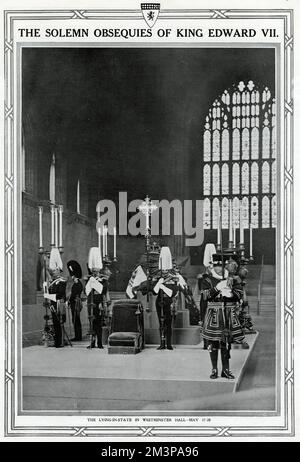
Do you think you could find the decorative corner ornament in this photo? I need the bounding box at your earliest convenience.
[141,3,160,28]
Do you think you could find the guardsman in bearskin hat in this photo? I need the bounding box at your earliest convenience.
[43,248,67,348]
[153,246,179,350]
[67,260,83,341]
[201,253,246,379]
[85,247,109,349]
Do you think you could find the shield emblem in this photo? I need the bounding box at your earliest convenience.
[141,3,160,28]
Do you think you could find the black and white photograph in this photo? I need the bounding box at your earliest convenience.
[1,0,297,441]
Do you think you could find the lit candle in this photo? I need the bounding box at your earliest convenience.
[113,226,116,259]
[50,205,55,247]
[58,205,63,248]
[38,206,43,248]
[229,199,233,244]
[54,207,58,247]
[76,180,80,214]
[249,223,253,257]
[233,224,236,248]
[240,202,244,245]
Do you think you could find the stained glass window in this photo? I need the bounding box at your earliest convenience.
[222,164,229,195]
[251,196,259,228]
[242,163,249,195]
[251,162,259,194]
[232,197,240,228]
[202,81,276,230]
[241,197,249,229]
[204,129,211,161]
[203,164,210,196]
[203,198,211,229]
[212,198,220,229]
[242,128,250,159]
[272,161,276,194]
[232,128,240,160]
[212,164,220,195]
[262,125,270,159]
[212,130,220,161]
[262,161,270,193]
[272,196,277,228]
[251,127,259,159]
[232,163,240,194]
[222,128,229,160]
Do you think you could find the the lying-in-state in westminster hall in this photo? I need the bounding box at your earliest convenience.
[22,48,276,411]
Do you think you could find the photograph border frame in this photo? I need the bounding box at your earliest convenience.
[3,7,294,438]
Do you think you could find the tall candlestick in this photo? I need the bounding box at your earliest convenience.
[229,199,233,245]
[249,224,253,257]
[54,207,58,247]
[38,206,43,248]
[239,201,244,245]
[97,222,101,253]
[58,205,63,248]
[113,226,116,259]
[76,180,80,214]
[233,225,236,248]
[50,205,55,247]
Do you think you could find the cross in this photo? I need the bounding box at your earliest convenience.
[138,195,157,234]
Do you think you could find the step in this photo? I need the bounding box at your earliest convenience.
[145,327,201,345]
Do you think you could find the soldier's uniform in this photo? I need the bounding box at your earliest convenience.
[86,275,108,349]
[155,280,178,350]
[153,247,179,351]
[67,260,83,341]
[85,247,110,349]
[201,254,245,379]
[45,248,67,348]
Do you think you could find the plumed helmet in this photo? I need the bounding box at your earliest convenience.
[203,243,217,267]
[67,260,82,279]
[158,246,173,270]
[88,247,103,271]
[49,247,63,271]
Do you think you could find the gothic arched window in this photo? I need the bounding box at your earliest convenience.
[212,164,220,195]
[251,162,259,194]
[251,196,259,228]
[232,197,240,228]
[232,163,240,194]
[272,196,277,228]
[262,161,270,193]
[202,80,276,230]
[222,164,229,195]
[203,164,211,196]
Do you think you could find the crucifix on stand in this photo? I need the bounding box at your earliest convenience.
[138,196,158,307]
